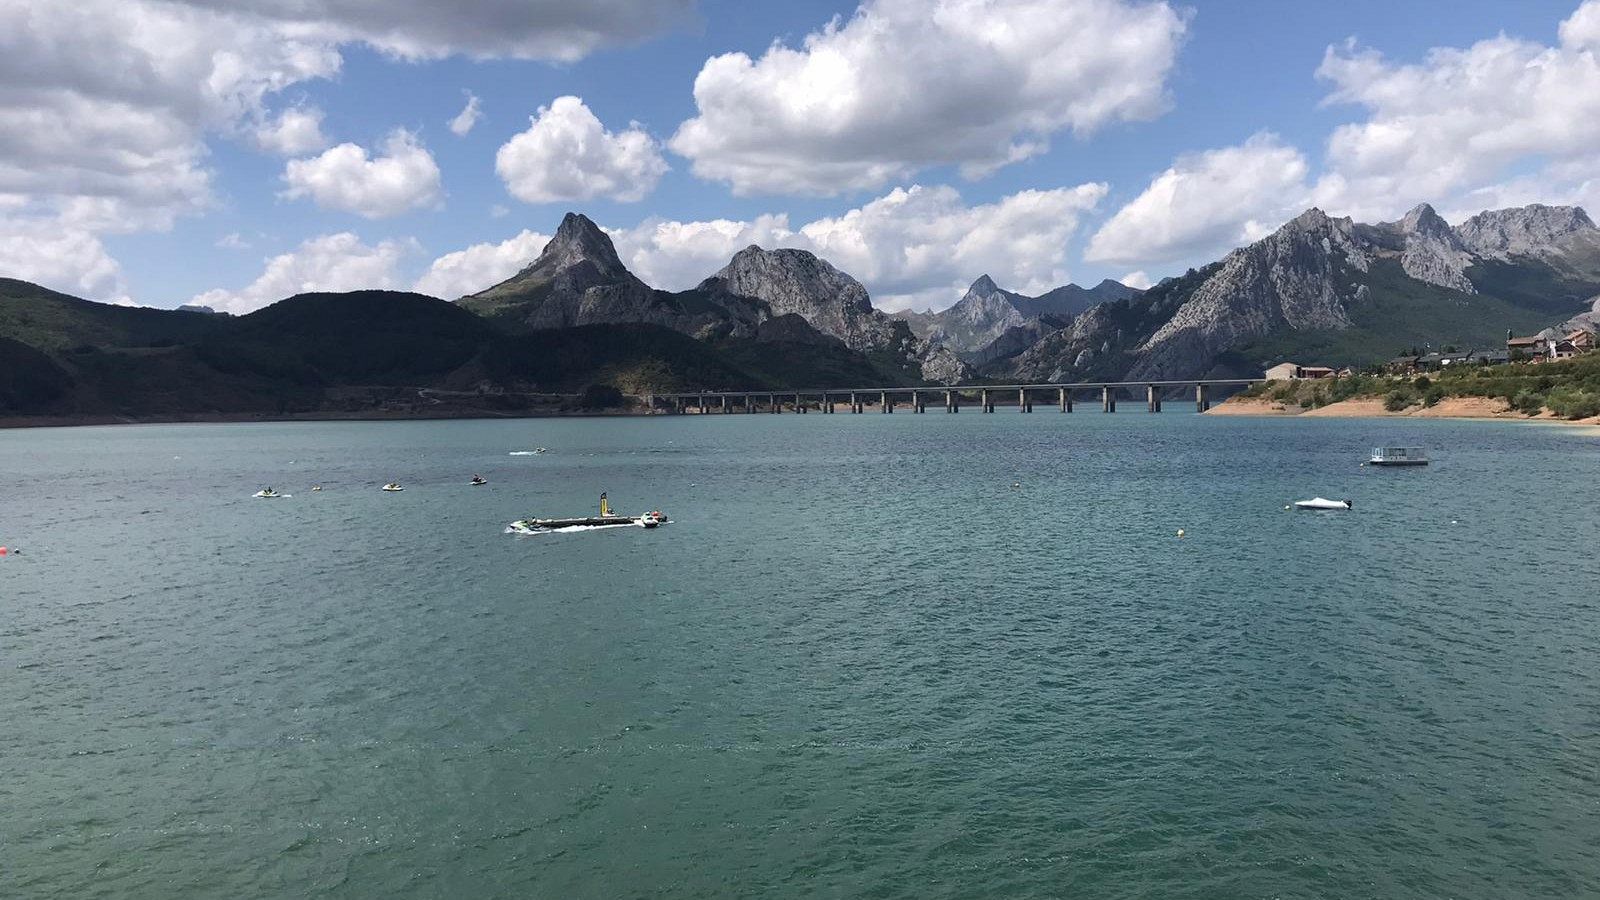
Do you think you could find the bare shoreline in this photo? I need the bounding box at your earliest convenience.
[1206,395,1600,426]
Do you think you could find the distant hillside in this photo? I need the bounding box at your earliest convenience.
[0,277,224,351]
[0,283,918,420]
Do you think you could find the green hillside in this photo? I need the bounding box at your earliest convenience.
[1235,259,1574,367]
[0,278,223,351]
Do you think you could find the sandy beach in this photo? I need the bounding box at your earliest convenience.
[1208,394,1600,425]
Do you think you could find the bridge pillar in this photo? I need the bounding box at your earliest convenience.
[1147,384,1161,413]
[981,389,993,412]
[1019,387,1032,412]
[1196,383,1210,412]
[881,390,892,413]
[743,394,751,413]
[946,389,958,413]
[913,390,924,413]
[767,393,777,413]
[796,393,805,413]
[1102,386,1115,413]
[1059,387,1072,413]
[850,392,860,413]
[825,394,834,413]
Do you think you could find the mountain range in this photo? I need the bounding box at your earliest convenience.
[2,203,1598,421]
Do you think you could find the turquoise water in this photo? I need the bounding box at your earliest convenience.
[4,413,1599,898]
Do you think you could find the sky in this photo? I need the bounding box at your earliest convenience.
[3,0,1599,313]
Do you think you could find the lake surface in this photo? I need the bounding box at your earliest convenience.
[4,413,1599,898]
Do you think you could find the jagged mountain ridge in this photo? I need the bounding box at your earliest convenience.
[713,246,970,383]
[458,213,769,340]
[997,202,1600,384]
[457,214,969,384]
[905,275,1138,353]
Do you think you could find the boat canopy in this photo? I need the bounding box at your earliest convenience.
[1371,447,1427,460]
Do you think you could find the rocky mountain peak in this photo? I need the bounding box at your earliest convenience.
[716,246,874,316]
[536,212,628,279]
[1455,204,1598,260]
[714,244,968,383]
[1399,203,1452,236]
[1382,202,1476,293]
[967,274,1000,295]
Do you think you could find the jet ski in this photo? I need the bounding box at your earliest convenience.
[470,475,487,486]
[253,488,283,499]
[381,483,404,492]
[1294,497,1351,510]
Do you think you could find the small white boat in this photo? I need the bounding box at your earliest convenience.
[311,485,324,492]
[253,488,283,499]
[470,475,487,486]
[1294,497,1352,510]
[639,510,666,528]
[381,483,404,492]
[1368,447,1429,466]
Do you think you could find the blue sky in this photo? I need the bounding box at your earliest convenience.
[4,0,1598,312]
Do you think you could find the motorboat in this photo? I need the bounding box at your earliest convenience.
[1368,447,1429,466]
[253,488,283,499]
[381,483,404,492]
[470,475,487,486]
[1294,497,1352,510]
[311,485,323,492]
[639,510,666,528]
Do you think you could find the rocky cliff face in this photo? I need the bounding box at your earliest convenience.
[460,213,764,339]
[715,246,970,383]
[924,275,1028,351]
[993,202,1600,384]
[1390,203,1476,293]
[1455,204,1596,259]
[1126,209,1366,380]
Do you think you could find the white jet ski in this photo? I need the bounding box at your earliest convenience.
[381,483,404,492]
[253,488,283,499]
[1294,497,1351,510]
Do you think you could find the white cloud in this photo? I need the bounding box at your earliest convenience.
[495,96,668,203]
[0,215,128,302]
[256,106,329,156]
[1119,270,1152,290]
[164,0,696,62]
[413,229,551,299]
[800,183,1108,310]
[587,182,1106,310]
[489,204,510,218]
[0,0,689,301]
[669,0,1187,195]
[0,0,340,230]
[1312,2,1600,221]
[216,232,251,250]
[1086,133,1310,266]
[449,92,483,136]
[282,130,443,218]
[608,215,798,291]
[190,232,415,314]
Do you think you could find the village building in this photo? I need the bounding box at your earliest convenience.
[1263,363,1336,380]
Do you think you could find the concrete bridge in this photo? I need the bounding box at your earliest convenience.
[650,380,1262,415]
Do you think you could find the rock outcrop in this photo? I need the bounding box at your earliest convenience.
[1389,203,1476,293]
[715,246,970,383]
